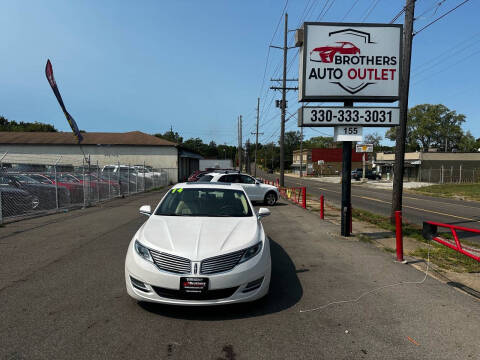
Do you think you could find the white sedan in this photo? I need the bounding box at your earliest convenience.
[125,182,272,306]
[199,172,279,206]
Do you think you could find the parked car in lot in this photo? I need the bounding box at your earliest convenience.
[198,172,279,205]
[28,173,84,204]
[352,168,382,181]
[125,182,272,305]
[187,170,209,182]
[0,178,37,217]
[2,174,70,209]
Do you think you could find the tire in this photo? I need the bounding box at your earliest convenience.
[264,191,277,206]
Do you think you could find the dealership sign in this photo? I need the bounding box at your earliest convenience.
[298,23,402,102]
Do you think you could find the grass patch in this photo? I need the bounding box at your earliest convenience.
[411,246,480,273]
[352,208,426,242]
[357,234,372,243]
[413,183,480,201]
[352,207,480,273]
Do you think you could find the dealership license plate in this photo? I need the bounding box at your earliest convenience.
[180,277,209,293]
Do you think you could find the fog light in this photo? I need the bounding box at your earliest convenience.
[130,276,149,292]
[243,277,264,293]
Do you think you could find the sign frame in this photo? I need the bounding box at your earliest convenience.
[299,22,403,103]
[334,126,363,142]
[298,106,400,127]
[356,144,374,153]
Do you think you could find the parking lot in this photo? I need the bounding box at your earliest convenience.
[1,189,480,360]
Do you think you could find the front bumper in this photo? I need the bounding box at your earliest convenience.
[125,240,271,306]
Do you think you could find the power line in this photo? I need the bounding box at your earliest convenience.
[414,0,447,21]
[342,0,361,20]
[361,0,382,22]
[258,0,289,98]
[413,46,480,85]
[414,0,472,35]
[411,31,480,74]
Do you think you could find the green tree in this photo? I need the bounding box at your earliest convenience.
[154,129,183,144]
[385,104,466,151]
[303,136,338,149]
[282,131,303,168]
[457,131,480,152]
[364,132,383,149]
[0,115,57,132]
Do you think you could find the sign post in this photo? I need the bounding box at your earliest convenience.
[341,100,353,236]
[296,22,402,237]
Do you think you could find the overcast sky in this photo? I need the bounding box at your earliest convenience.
[0,0,478,145]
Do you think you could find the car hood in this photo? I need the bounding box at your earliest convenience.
[138,215,260,261]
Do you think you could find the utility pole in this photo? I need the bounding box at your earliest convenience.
[299,126,304,177]
[279,12,288,187]
[245,139,251,174]
[238,115,243,172]
[269,13,298,186]
[252,97,263,177]
[391,0,415,223]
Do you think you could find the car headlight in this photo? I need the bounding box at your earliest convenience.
[134,240,153,262]
[238,242,263,264]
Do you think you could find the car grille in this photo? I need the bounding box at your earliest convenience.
[152,286,239,300]
[149,249,191,274]
[200,249,245,275]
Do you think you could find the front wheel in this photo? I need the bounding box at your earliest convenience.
[264,192,277,206]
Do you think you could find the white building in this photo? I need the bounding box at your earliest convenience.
[0,131,202,183]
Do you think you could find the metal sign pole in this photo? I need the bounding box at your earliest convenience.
[362,153,366,180]
[341,101,353,237]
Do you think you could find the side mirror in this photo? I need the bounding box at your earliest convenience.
[139,205,152,216]
[257,207,271,218]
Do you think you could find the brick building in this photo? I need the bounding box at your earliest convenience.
[292,148,368,175]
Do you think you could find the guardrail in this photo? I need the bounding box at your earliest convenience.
[423,221,480,262]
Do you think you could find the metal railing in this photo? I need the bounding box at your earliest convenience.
[259,177,307,209]
[423,221,480,262]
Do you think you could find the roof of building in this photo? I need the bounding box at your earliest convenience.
[0,131,177,146]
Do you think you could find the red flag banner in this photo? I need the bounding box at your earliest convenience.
[45,59,83,143]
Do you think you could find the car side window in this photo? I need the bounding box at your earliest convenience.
[198,175,213,182]
[218,175,229,183]
[220,174,238,183]
[239,175,255,184]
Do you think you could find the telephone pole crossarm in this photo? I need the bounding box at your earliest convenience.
[270,86,299,91]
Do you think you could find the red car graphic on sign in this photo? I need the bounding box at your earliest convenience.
[310,42,360,63]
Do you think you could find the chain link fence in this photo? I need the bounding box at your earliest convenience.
[0,154,176,224]
[413,166,480,184]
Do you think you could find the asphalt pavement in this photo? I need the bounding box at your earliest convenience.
[1,189,479,359]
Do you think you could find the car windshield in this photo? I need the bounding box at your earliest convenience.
[155,188,253,217]
[28,174,51,184]
[13,174,40,183]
